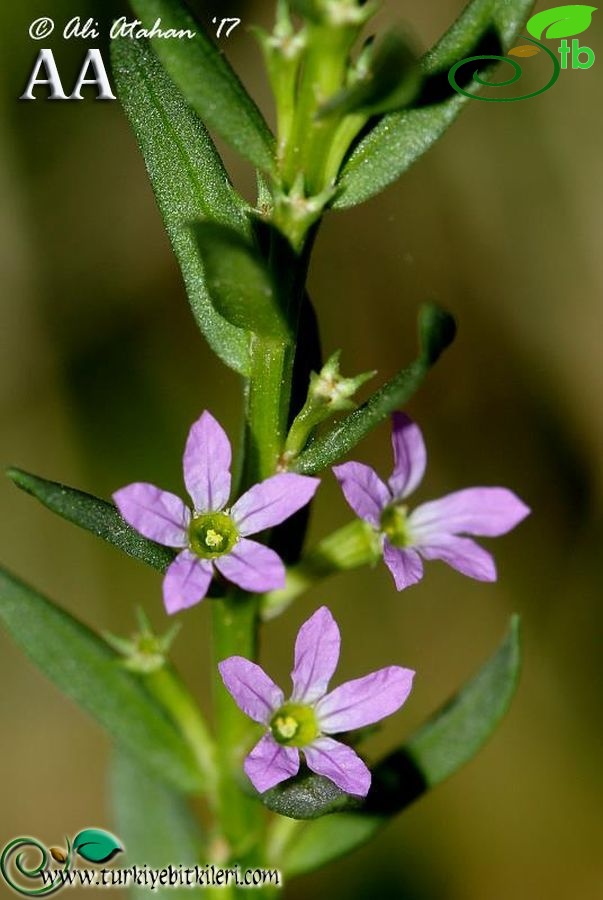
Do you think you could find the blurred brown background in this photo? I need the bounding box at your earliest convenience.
[1,1,602,897]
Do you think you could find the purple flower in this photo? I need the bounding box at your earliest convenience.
[219,606,414,797]
[333,413,530,591]
[113,411,320,614]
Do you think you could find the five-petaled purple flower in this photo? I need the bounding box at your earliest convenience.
[113,411,319,614]
[334,413,530,591]
[219,606,414,796]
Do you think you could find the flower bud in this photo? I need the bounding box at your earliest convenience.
[283,352,375,460]
[104,609,180,675]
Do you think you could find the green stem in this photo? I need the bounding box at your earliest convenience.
[265,815,302,866]
[211,594,264,863]
[145,666,218,808]
[282,23,357,193]
[261,519,381,620]
[209,45,334,878]
[244,337,295,484]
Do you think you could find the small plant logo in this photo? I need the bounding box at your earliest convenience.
[0,829,122,896]
[448,4,597,101]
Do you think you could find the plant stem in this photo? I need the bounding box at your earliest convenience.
[211,593,264,864]
[265,814,301,866]
[244,337,295,484]
[210,79,324,884]
[145,666,218,808]
[282,23,356,194]
[261,519,381,620]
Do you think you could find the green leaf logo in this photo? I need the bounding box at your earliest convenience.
[72,829,122,864]
[527,5,597,40]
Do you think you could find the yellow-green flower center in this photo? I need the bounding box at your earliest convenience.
[270,703,319,747]
[188,512,239,560]
[380,503,411,548]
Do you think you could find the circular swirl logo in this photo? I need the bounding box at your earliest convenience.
[448,36,561,102]
[0,837,71,896]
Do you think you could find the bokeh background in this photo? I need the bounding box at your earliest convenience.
[1,1,602,897]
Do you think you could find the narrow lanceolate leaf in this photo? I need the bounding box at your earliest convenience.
[112,750,202,898]
[129,0,274,171]
[193,223,291,341]
[111,37,251,375]
[292,304,455,474]
[7,467,175,571]
[273,616,521,874]
[334,0,534,208]
[0,568,203,794]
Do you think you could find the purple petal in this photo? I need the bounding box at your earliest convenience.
[304,737,371,797]
[113,483,190,547]
[418,535,497,581]
[409,488,530,539]
[163,551,213,614]
[230,474,320,536]
[244,734,300,793]
[218,657,284,725]
[183,411,231,513]
[291,607,340,704]
[316,666,415,733]
[382,541,424,591]
[332,462,390,527]
[215,539,285,593]
[388,412,427,500]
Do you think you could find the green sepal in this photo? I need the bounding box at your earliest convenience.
[334,0,534,208]
[111,36,252,375]
[292,303,456,474]
[111,749,203,898]
[271,616,521,873]
[0,568,204,794]
[6,467,175,572]
[193,223,291,341]
[129,0,274,172]
[319,31,421,119]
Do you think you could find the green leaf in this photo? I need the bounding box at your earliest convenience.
[292,304,456,474]
[0,568,202,794]
[193,223,291,341]
[334,0,534,208]
[111,37,251,375]
[7,467,175,572]
[263,770,360,820]
[129,0,274,171]
[419,303,458,365]
[527,4,596,39]
[111,750,202,897]
[277,616,521,874]
[73,829,122,864]
[320,32,421,119]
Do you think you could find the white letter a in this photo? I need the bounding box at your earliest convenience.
[71,49,116,100]
[20,49,68,100]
